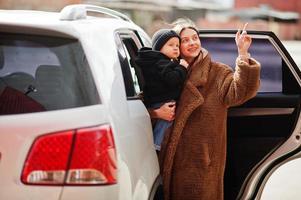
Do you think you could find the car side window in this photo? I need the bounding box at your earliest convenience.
[201,37,283,93]
[116,31,145,99]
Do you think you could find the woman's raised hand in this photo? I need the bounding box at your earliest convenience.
[235,23,252,56]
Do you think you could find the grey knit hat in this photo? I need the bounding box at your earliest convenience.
[152,29,180,51]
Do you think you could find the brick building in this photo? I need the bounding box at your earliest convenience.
[235,0,301,12]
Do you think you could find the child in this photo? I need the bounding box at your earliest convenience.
[135,29,189,151]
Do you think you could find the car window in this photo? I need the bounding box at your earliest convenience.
[121,40,141,94]
[0,33,100,115]
[201,37,283,93]
[116,31,144,99]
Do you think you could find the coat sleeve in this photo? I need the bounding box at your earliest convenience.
[156,60,187,87]
[216,57,261,107]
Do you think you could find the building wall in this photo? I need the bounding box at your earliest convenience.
[235,0,301,13]
[234,0,301,40]
[1,0,299,40]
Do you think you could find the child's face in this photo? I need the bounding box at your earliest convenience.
[160,37,180,59]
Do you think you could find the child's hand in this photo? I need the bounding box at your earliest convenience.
[180,59,189,68]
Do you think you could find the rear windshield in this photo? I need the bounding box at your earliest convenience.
[0,33,100,115]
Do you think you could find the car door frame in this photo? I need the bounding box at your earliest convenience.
[199,30,301,200]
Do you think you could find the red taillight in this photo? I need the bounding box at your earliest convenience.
[21,125,117,185]
[67,126,117,185]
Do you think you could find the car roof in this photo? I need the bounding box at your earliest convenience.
[0,8,140,38]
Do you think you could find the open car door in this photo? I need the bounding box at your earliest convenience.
[199,30,301,200]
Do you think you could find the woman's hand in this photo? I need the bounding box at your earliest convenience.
[148,101,176,121]
[235,23,252,56]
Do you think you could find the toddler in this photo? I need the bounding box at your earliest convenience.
[135,29,189,150]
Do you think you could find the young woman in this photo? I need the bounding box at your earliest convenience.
[157,19,261,200]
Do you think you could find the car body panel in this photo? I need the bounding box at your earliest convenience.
[0,105,109,200]
[260,155,301,200]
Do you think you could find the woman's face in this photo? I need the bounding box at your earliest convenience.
[179,28,201,63]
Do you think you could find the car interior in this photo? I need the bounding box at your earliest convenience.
[225,93,301,199]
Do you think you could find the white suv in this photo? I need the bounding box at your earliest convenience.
[1,4,301,200]
[0,4,160,200]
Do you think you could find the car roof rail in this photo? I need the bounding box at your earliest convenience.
[60,4,132,22]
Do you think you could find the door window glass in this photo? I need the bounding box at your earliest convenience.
[201,37,282,93]
[116,31,144,99]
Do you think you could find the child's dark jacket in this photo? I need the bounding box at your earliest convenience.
[135,47,187,107]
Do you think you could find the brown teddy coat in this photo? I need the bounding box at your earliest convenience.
[160,49,261,200]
